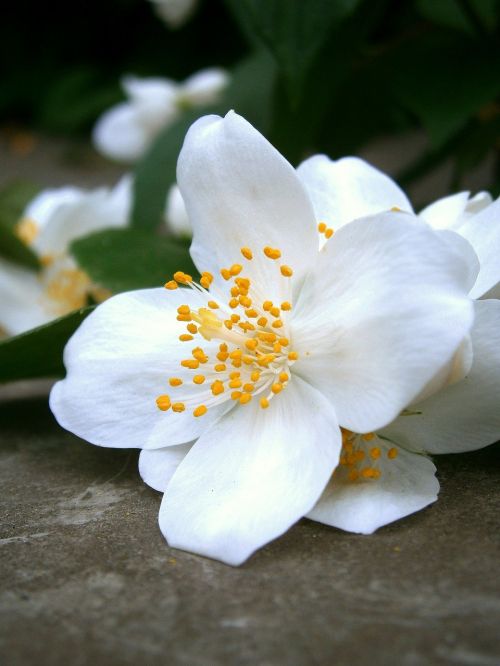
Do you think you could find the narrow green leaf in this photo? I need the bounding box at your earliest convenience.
[0,181,41,268]
[0,225,39,269]
[71,228,196,293]
[0,307,93,383]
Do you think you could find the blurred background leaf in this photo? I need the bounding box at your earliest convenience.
[0,307,93,383]
[0,182,41,268]
[70,228,196,293]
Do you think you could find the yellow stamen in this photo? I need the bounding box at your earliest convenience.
[193,405,207,417]
[169,378,182,387]
[193,375,205,385]
[263,246,281,260]
[211,380,224,396]
[241,247,253,260]
[260,397,269,409]
[156,395,171,411]
[164,280,178,290]
[388,447,398,459]
[239,393,252,404]
[281,302,292,311]
[280,265,293,277]
[172,402,185,413]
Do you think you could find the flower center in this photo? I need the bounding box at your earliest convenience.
[338,429,398,482]
[42,263,111,317]
[156,245,300,417]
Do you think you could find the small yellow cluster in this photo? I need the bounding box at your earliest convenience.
[339,429,398,482]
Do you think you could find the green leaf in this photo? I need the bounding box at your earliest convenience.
[131,50,276,231]
[0,307,93,383]
[70,228,196,293]
[226,0,361,100]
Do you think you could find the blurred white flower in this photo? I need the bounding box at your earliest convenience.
[51,113,475,565]
[0,177,131,336]
[93,70,229,163]
[165,184,191,237]
[148,0,198,29]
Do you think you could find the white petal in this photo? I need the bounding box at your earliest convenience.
[180,68,229,106]
[455,197,500,298]
[382,299,500,454]
[165,185,191,237]
[177,112,318,301]
[34,177,131,256]
[50,288,232,450]
[160,376,341,565]
[291,212,475,433]
[149,0,198,28]
[139,443,192,492]
[122,75,177,104]
[419,192,472,230]
[0,258,49,335]
[308,436,438,534]
[93,103,151,162]
[296,155,413,233]
[23,187,84,233]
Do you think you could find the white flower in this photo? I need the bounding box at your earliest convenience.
[0,177,131,336]
[93,70,229,163]
[148,0,198,29]
[50,112,475,565]
[164,184,191,237]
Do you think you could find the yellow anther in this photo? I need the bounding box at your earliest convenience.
[176,314,191,322]
[273,342,282,353]
[241,247,253,260]
[156,395,171,411]
[179,334,194,341]
[231,391,242,400]
[193,405,208,417]
[187,323,198,334]
[388,447,398,459]
[317,222,327,233]
[224,320,233,330]
[239,392,252,405]
[201,271,213,283]
[361,467,375,479]
[239,322,255,332]
[279,372,289,383]
[270,306,280,317]
[230,264,243,276]
[271,383,283,394]
[279,337,289,346]
[169,378,183,387]
[164,280,178,290]
[208,300,219,309]
[214,363,226,372]
[257,316,268,327]
[288,351,298,361]
[241,383,254,393]
[245,338,258,351]
[174,271,192,284]
[260,397,269,409]
[242,355,254,365]
[200,276,211,289]
[263,246,281,260]
[362,432,375,441]
[193,375,205,385]
[280,302,292,311]
[229,378,242,389]
[220,343,228,352]
[230,314,240,322]
[391,206,401,212]
[370,447,381,460]
[177,305,190,315]
[263,301,273,311]
[325,228,334,239]
[272,319,283,329]
[211,380,224,396]
[348,469,359,482]
[355,450,365,462]
[229,349,242,360]
[280,265,293,277]
[239,295,252,307]
[236,277,250,289]
[229,371,240,379]
[245,308,258,318]
[251,370,261,382]
[181,359,199,369]
[172,402,186,413]
[229,297,239,309]
[220,268,231,280]
[217,351,228,361]
[257,354,275,367]
[230,286,240,297]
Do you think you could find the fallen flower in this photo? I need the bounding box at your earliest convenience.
[0,177,131,336]
[93,70,228,163]
[51,112,475,565]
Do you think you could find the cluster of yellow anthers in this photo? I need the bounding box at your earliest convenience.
[317,221,334,239]
[339,429,398,482]
[156,245,300,417]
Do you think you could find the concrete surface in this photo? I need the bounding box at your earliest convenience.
[0,390,499,666]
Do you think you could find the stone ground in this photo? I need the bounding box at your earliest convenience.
[0,131,499,665]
